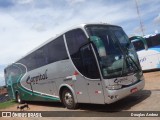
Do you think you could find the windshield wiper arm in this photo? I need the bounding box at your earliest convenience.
[120,51,140,77]
[127,55,140,71]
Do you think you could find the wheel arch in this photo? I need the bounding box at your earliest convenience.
[59,84,78,103]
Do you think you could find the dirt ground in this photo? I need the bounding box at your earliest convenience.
[0,71,160,120]
[143,71,160,90]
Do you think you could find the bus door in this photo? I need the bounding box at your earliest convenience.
[80,44,105,104]
[65,29,105,104]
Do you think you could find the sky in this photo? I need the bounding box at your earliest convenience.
[0,0,160,86]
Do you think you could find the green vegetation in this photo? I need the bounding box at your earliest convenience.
[0,100,16,109]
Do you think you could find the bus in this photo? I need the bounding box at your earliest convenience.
[4,23,145,109]
[130,34,160,71]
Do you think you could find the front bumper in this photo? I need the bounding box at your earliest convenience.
[105,80,145,104]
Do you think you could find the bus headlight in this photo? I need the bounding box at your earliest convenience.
[107,84,122,90]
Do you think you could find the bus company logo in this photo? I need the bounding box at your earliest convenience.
[26,70,48,85]
[139,57,146,63]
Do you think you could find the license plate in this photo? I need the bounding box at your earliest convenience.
[131,88,138,93]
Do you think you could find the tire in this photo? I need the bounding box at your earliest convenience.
[62,89,78,109]
[16,92,23,104]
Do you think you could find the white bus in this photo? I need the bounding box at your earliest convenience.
[130,34,160,71]
[4,23,145,109]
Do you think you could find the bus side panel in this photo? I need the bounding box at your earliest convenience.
[138,49,160,70]
[20,60,74,102]
[54,59,91,104]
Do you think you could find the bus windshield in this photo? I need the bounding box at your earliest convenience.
[85,25,139,79]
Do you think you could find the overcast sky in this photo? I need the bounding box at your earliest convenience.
[0,0,160,86]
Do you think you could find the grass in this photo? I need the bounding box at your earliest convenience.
[0,100,16,109]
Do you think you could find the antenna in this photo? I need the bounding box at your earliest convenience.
[135,0,144,36]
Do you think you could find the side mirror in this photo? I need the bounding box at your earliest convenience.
[129,36,148,50]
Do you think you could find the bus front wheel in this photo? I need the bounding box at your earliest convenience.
[62,89,78,109]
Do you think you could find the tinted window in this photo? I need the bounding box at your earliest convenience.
[113,28,130,46]
[18,36,68,71]
[80,45,100,79]
[34,47,47,68]
[65,29,88,75]
[65,29,88,54]
[65,29,100,79]
[46,36,68,64]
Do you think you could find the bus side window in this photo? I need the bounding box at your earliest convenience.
[65,29,99,79]
[65,29,88,76]
[80,44,100,79]
[18,36,68,71]
[46,36,68,64]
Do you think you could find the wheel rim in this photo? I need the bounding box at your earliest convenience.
[64,92,73,106]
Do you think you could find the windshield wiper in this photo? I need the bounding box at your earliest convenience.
[125,44,140,70]
[120,44,140,77]
[127,55,140,72]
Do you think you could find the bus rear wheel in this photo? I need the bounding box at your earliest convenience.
[16,93,23,104]
[62,89,78,109]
